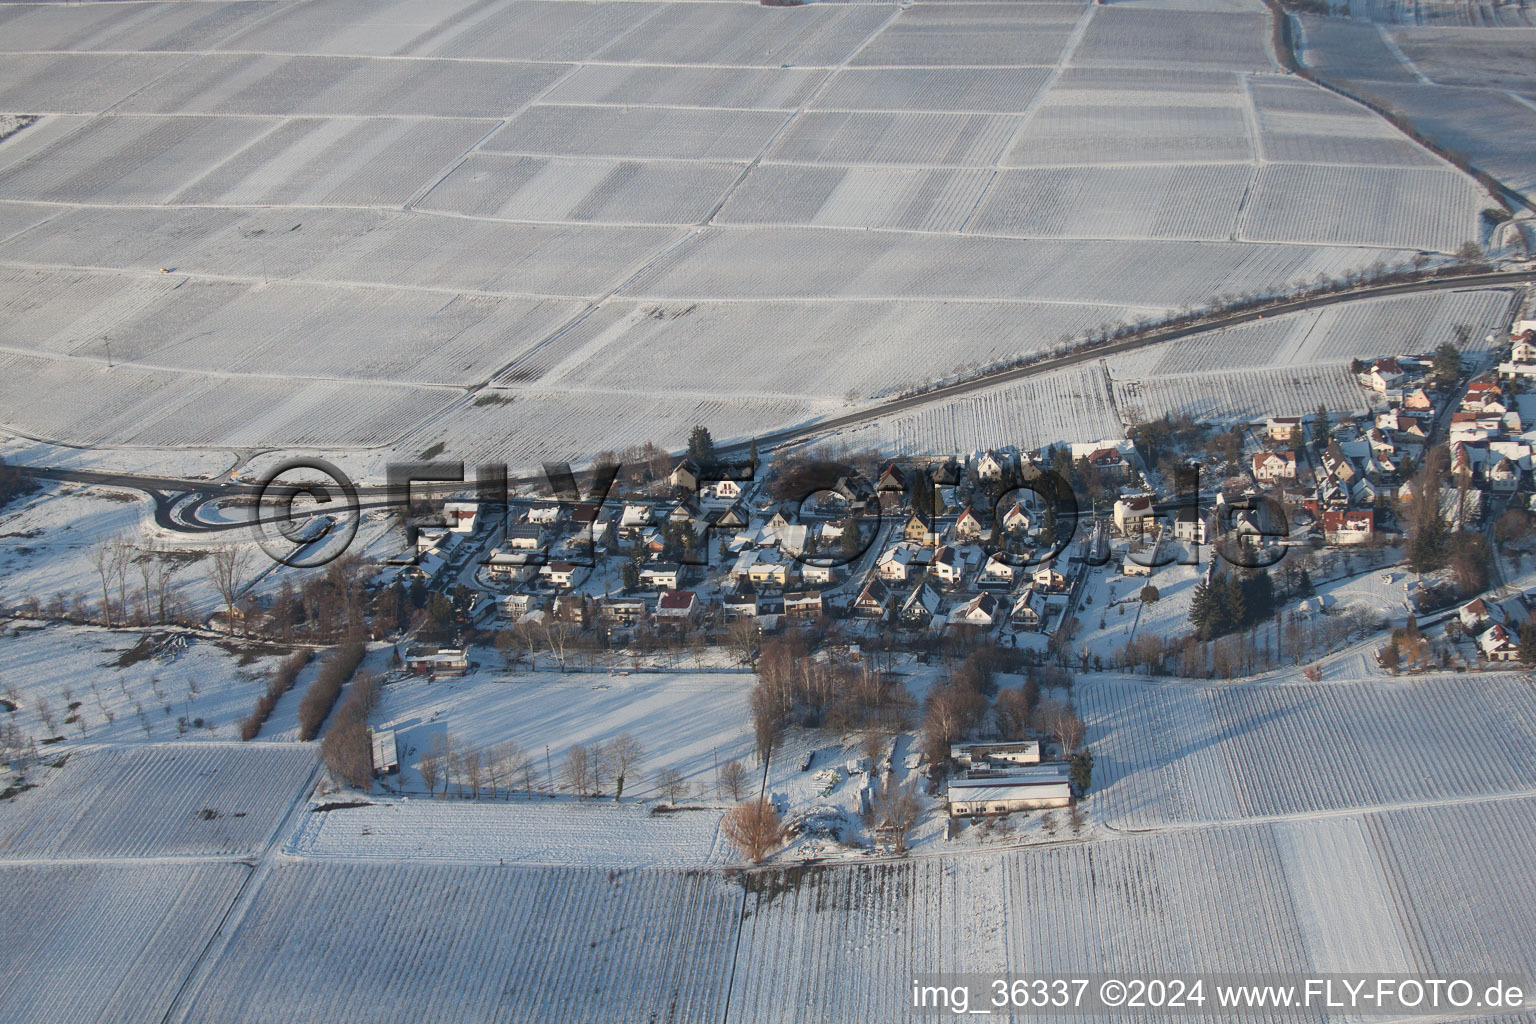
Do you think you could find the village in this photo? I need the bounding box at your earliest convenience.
[325,319,1536,838]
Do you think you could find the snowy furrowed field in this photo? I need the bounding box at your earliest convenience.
[1079,673,1536,829]
[819,364,1126,458]
[287,798,730,867]
[0,860,249,1024]
[1112,362,1370,425]
[1107,287,1517,378]
[185,861,742,1024]
[0,0,1500,470]
[0,742,316,858]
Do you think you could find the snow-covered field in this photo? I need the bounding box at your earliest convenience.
[187,861,742,1024]
[0,0,1498,474]
[0,861,249,1024]
[1079,672,1536,828]
[372,668,757,803]
[0,622,295,746]
[0,742,315,857]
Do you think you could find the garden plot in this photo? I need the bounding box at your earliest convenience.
[186,862,740,1024]
[543,63,829,110]
[483,104,789,162]
[0,1,273,55]
[420,153,743,225]
[965,164,1252,240]
[288,799,729,867]
[118,53,568,118]
[1073,7,1277,71]
[0,622,296,748]
[1239,163,1485,252]
[849,3,1079,67]
[812,66,1054,113]
[717,165,993,232]
[824,365,1125,457]
[0,861,247,1024]
[0,53,183,114]
[0,115,278,205]
[1112,362,1370,424]
[762,111,1022,166]
[0,742,316,858]
[170,117,498,208]
[623,227,1407,308]
[506,298,1140,401]
[0,205,682,300]
[591,2,893,67]
[369,670,755,804]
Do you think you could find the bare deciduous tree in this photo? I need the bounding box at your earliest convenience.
[721,797,784,863]
[718,758,749,801]
[419,742,441,797]
[653,765,689,805]
[868,776,922,853]
[462,745,484,799]
[563,743,593,797]
[606,732,644,800]
[206,543,255,634]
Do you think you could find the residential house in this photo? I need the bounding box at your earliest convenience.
[1322,509,1374,546]
[484,549,539,583]
[639,562,682,590]
[541,561,589,588]
[1266,417,1302,443]
[1087,447,1129,481]
[601,596,647,626]
[1172,506,1207,544]
[669,459,701,491]
[949,592,999,629]
[877,543,920,582]
[1000,501,1031,534]
[801,563,838,587]
[1458,597,1503,635]
[903,510,940,546]
[1360,358,1404,393]
[878,463,908,495]
[1113,495,1156,534]
[1031,564,1068,593]
[975,450,1009,481]
[503,522,547,551]
[1010,588,1046,631]
[1252,450,1297,482]
[979,554,1016,587]
[404,646,468,677]
[783,589,825,620]
[1478,623,1520,662]
[929,545,965,586]
[655,589,699,626]
[952,505,985,542]
[853,578,893,620]
[442,501,479,533]
[618,503,653,537]
[899,583,941,628]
